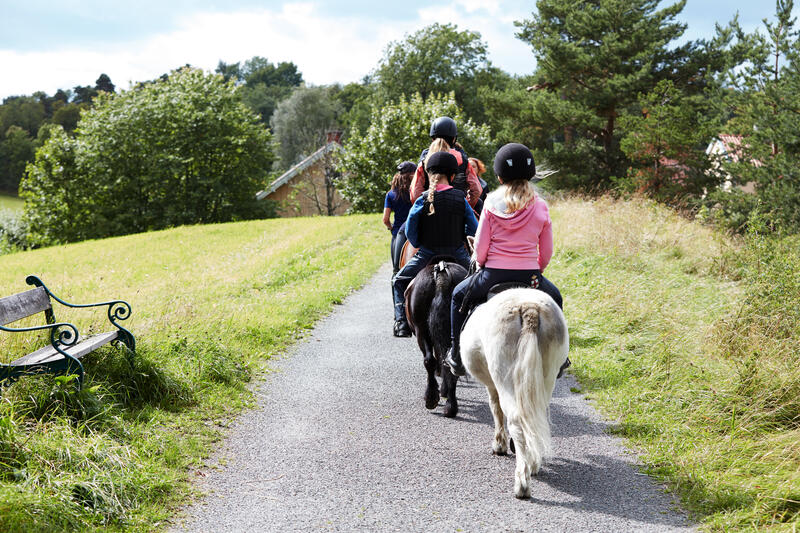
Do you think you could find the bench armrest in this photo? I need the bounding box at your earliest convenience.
[0,320,85,379]
[26,275,135,352]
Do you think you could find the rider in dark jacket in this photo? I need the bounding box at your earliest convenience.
[390,151,478,337]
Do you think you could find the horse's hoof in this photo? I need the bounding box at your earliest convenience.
[443,402,458,418]
[425,391,440,410]
[492,439,508,455]
[514,473,531,499]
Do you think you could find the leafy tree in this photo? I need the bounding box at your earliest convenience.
[0,96,45,136]
[21,68,274,244]
[372,23,490,121]
[515,0,723,188]
[339,92,492,213]
[619,80,715,203]
[71,85,98,105]
[95,73,115,94]
[330,81,372,137]
[242,57,303,88]
[217,57,304,125]
[51,103,82,132]
[0,126,36,192]
[216,60,242,83]
[270,86,343,169]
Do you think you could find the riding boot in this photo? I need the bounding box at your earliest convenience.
[444,344,466,377]
[394,319,412,337]
[557,357,571,378]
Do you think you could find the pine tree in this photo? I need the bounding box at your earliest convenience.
[516,0,694,187]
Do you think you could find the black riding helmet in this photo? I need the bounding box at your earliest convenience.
[430,116,457,143]
[493,143,536,181]
[425,151,459,177]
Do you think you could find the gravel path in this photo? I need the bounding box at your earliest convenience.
[172,263,693,532]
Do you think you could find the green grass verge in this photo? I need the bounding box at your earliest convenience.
[0,215,386,531]
[2,196,797,531]
[551,196,798,531]
[0,194,23,212]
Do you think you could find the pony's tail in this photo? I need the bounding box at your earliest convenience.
[513,303,551,468]
[429,261,455,359]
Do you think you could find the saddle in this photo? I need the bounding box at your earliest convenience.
[460,279,537,333]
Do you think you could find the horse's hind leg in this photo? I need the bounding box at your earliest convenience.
[421,338,440,410]
[487,385,508,455]
[508,418,532,499]
[441,367,458,418]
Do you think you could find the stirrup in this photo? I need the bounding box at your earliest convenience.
[444,347,466,377]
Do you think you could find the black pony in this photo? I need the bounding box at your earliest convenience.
[404,256,468,418]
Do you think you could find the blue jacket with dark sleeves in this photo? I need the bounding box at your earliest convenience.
[406,186,478,250]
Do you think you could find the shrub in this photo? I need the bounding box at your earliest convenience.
[20,68,274,245]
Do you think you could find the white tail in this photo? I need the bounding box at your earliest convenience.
[512,304,552,469]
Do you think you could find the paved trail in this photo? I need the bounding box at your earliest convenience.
[173,263,693,532]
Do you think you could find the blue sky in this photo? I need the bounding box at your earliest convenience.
[0,1,790,100]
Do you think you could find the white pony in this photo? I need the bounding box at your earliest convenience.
[460,287,569,499]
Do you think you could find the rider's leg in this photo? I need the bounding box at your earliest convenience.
[535,272,570,376]
[390,232,399,275]
[446,268,494,376]
[391,248,433,335]
[452,244,471,270]
[535,273,563,309]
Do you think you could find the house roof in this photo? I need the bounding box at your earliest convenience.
[256,142,341,201]
[706,135,762,167]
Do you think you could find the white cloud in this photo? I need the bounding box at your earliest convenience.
[0,3,402,98]
[0,1,535,100]
[417,2,535,76]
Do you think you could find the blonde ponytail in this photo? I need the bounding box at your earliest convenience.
[423,138,452,216]
[503,180,536,213]
[424,138,450,168]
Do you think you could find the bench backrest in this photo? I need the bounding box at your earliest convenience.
[0,287,52,326]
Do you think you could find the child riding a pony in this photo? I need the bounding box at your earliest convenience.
[410,116,483,208]
[445,143,566,377]
[391,151,478,337]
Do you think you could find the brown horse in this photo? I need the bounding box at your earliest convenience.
[404,258,467,418]
[398,240,418,271]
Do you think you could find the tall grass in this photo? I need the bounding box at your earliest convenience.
[551,195,799,530]
[0,215,387,531]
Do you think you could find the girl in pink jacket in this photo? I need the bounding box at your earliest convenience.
[444,143,565,377]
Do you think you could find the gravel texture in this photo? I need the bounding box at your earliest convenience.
[172,263,694,532]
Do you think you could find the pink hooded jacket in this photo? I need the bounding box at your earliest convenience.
[474,188,553,271]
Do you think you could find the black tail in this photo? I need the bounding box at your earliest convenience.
[428,261,467,360]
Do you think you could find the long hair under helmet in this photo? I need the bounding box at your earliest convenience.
[493,143,536,181]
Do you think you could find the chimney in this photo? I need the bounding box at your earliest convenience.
[327,130,343,145]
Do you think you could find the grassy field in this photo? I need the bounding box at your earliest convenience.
[551,196,798,531]
[0,215,387,531]
[0,197,797,531]
[0,194,24,211]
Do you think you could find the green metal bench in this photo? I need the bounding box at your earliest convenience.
[0,275,135,386]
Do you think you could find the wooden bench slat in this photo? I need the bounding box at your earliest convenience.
[9,331,119,367]
[0,287,51,326]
